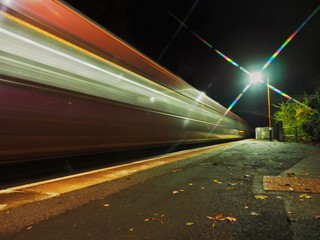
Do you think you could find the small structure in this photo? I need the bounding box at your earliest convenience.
[255,127,272,139]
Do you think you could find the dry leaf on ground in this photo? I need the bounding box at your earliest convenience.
[254,195,268,200]
[206,213,236,228]
[250,212,259,216]
[299,194,312,199]
[225,217,237,222]
[213,179,222,184]
[144,217,163,223]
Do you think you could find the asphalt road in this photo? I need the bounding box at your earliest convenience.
[1,140,320,240]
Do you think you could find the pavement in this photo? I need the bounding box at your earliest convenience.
[0,139,319,240]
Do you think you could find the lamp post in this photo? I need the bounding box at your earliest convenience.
[266,77,272,141]
[250,72,272,141]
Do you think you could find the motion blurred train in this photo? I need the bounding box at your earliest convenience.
[0,0,250,163]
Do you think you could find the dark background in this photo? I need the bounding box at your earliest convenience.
[63,0,320,128]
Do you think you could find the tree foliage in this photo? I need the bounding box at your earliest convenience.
[274,90,320,142]
[301,90,320,142]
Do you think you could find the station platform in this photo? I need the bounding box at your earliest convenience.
[0,139,319,240]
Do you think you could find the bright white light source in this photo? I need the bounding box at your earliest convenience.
[250,72,263,84]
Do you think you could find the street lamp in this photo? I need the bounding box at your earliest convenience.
[250,72,272,141]
[249,72,263,84]
[266,77,272,141]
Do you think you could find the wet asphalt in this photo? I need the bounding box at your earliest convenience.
[0,139,319,240]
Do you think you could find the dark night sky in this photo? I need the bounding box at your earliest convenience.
[64,0,320,127]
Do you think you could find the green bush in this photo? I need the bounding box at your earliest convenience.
[274,93,320,142]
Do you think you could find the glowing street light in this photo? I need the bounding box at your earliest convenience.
[249,72,263,84]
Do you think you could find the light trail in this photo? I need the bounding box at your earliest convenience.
[1,10,224,118]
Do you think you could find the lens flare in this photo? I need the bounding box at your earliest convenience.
[210,83,252,134]
[262,5,320,70]
[226,83,252,114]
[265,82,319,114]
[156,1,319,117]
[156,1,250,75]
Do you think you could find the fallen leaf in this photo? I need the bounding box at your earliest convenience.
[172,190,179,194]
[225,217,237,222]
[250,212,259,216]
[215,213,223,220]
[206,216,216,228]
[186,222,194,226]
[228,182,243,186]
[228,183,237,186]
[103,204,111,207]
[213,180,222,184]
[188,183,193,186]
[144,217,163,223]
[254,195,268,200]
[207,213,236,228]
[299,194,312,199]
[129,228,134,231]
